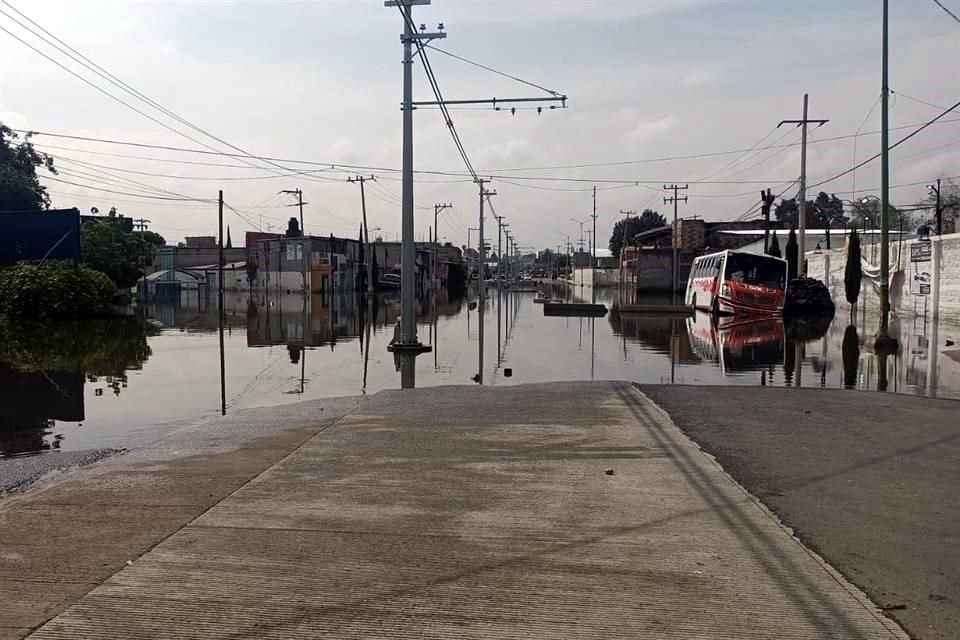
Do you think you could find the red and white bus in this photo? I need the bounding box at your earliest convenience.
[685,250,788,316]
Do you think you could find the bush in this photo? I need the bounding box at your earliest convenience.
[0,262,116,320]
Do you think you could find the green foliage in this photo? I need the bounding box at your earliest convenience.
[0,262,116,320]
[0,123,58,212]
[785,227,798,280]
[134,230,166,246]
[774,193,848,230]
[844,228,863,305]
[609,209,666,259]
[767,233,782,258]
[82,219,147,289]
[0,315,157,376]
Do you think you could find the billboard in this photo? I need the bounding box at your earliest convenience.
[0,208,81,265]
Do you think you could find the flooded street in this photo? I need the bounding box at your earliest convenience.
[2,284,958,457]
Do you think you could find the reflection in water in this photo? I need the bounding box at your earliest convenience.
[3,285,958,457]
[0,317,157,456]
[842,325,860,389]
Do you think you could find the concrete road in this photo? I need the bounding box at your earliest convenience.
[641,385,959,640]
[8,382,905,639]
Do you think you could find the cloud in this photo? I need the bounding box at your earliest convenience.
[626,116,676,144]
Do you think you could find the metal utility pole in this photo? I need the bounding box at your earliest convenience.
[664,184,688,303]
[217,190,226,416]
[760,189,776,253]
[778,95,828,277]
[385,0,444,352]
[433,202,452,289]
[618,209,636,290]
[348,176,376,294]
[477,179,496,309]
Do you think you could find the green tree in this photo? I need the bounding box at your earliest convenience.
[608,209,666,259]
[774,198,799,226]
[81,219,147,289]
[0,123,57,211]
[785,226,798,280]
[767,233,782,258]
[844,228,862,305]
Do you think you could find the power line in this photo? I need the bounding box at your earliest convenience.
[424,43,563,97]
[931,0,960,24]
[0,0,337,183]
[809,97,960,189]
[15,115,960,180]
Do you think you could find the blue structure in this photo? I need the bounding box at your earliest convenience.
[0,208,81,265]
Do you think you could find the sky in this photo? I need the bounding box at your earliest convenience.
[1,0,957,251]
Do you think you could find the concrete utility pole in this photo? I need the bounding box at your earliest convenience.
[618,209,635,288]
[348,176,376,294]
[280,188,307,292]
[929,179,943,236]
[760,189,776,253]
[591,186,598,269]
[664,184,688,303]
[477,179,496,309]
[385,0,444,352]
[433,202,452,289]
[495,214,508,284]
[217,190,226,417]
[570,218,587,252]
[875,0,896,348]
[778,95,828,277]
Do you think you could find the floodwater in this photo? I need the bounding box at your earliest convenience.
[1,283,958,457]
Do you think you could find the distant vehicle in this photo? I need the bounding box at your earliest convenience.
[685,250,787,316]
[379,273,401,289]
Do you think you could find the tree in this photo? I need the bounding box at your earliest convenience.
[0,122,57,211]
[850,197,913,233]
[608,209,666,259]
[774,198,798,226]
[925,178,960,234]
[134,230,166,246]
[81,219,147,289]
[767,233,782,258]
[785,226,798,280]
[844,228,862,305]
[225,226,233,249]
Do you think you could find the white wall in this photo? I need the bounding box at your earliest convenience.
[806,232,960,324]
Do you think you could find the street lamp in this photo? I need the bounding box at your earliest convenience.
[570,218,587,252]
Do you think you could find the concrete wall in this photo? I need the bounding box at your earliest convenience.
[634,249,694,292]
[806,232,960,324]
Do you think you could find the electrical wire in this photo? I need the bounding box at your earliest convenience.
[809,97,960,189]
[0,0,341,184]
[424,43,563,98]
[15,115,960,180]
[931,0,960,24]
[693,126,781,183]
[851,94,882,201]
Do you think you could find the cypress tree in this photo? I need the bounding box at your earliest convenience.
[785,226,799,280]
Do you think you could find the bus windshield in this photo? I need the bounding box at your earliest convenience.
[724,253,786,289]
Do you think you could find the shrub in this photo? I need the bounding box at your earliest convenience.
[0,262,116,320]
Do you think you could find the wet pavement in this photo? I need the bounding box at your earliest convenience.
[1,283,958,458]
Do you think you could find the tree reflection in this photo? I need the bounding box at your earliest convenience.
[0,316,158,456]
[842,325,860,389]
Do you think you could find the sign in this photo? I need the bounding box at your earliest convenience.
[910,241,932,296]
[910,243,931,262]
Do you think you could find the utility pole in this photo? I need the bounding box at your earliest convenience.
[385,0,444,352]
[477,179,496,309]
[280,188,307,292]
[876,0,895,348]
[495,214,508,285]
[591,186,598,269]
[929,179,942,236]
[570,218,587,252]
[778,95,828,277]
[217,190,226,417]
[348,176,376,295]
[433,202,452,289]
[618,210,635,289]
[760,189,776,253]
[664,184,688,303]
